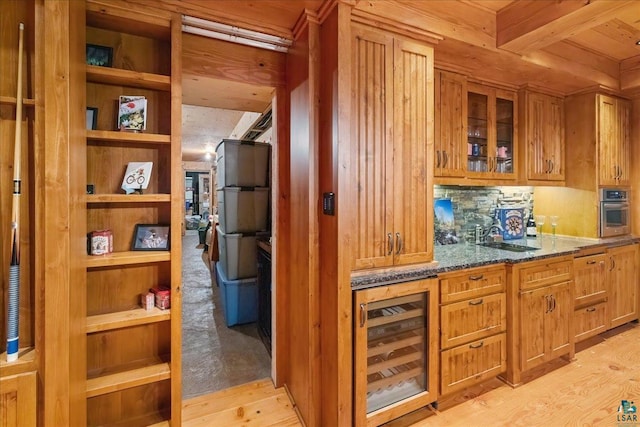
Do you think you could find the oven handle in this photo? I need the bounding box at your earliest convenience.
[602,202,629,210]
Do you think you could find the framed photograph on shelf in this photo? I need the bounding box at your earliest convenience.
[86,107,98,130]
[86,44,113,67]
[132,224,170,251]
[118,95,147,132]
[121,161,153,194]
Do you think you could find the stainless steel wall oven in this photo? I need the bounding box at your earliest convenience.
[600,188,630,237]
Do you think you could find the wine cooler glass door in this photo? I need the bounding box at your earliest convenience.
[361,293,428,413]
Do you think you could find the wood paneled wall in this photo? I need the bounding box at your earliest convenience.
[318,3,353,426]
[285,12,321,426]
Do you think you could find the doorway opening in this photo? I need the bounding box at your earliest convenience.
[180,101,275,400]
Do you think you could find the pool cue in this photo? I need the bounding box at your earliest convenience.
[7,22,24,363]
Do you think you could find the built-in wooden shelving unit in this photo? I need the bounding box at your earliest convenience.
[85,251,171,268]
[86,362,171,398]
[86,308,171,333]
[86,194,171,203]
[85,130,171,145]
[86,65,170,91]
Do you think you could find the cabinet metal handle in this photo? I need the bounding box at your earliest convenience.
[549,159,555,174]
[469,275,484,281]
[469,341,484,349]
[443,150,448,168]
[468,298,484,306]
[586,260,596,265]
[586,307,596,313]
[395,232,403,255]
[544,295,550,313]
[618,165,623,179]
[387,233,393,256]
[436,150,441,168]
[551,295,556,312]
[359,303,366,327]
[610,257,616,271]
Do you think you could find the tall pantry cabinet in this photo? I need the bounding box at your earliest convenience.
[350,23,434,271]
[82,1,182,425]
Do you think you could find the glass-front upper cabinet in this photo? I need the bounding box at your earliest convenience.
[467,83,516,179]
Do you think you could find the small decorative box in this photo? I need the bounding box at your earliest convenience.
[150,286,171,310]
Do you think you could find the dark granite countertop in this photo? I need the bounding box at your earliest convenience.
[351,235,640,290]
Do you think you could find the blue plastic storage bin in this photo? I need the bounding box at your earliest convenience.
[215,262,258,327]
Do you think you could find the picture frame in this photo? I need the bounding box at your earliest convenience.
[86,44,113,67]
[118,95,147,132]
[86,107,98,130]
[121,161,153,194]
[131,224,170,251]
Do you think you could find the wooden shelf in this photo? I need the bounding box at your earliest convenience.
[86,129,171,145]
[368,308,424,328]
[86,251,170,268]
[86,65,170,91]
[0,96,36,106]
[86,362,171,398]
[87,308,171,334]
[0,347,36,377]
[86,194,171,204]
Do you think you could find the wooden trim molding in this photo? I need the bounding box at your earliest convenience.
[350,8,442,45]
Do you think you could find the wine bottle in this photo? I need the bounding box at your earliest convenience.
[526,213,537,237]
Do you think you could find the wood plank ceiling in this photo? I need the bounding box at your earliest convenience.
[144,0,640,158]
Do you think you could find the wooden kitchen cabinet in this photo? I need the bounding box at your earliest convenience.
[466,83,516,180]
[434,69,466,178]
[505,256,574,386]
[439,265,507,395]
[351,24,434,270]
[608,244,639,328]
[565,92,631,191]
[573,252,608,342]
[518,90,565,182]
[0,371,36,427]
[598,95,631,186]
[354,278,438,426]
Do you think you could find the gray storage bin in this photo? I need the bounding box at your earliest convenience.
[217,187,269,233]
[216,226,268,280]
[216,139,271,188]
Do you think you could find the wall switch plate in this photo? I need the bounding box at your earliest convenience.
[323,192,335,215]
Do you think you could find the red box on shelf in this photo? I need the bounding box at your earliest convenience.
[150,286,170,310]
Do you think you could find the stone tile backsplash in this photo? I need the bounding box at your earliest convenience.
[434,185,534,244]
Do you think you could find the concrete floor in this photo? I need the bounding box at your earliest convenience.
[181,230,271,400]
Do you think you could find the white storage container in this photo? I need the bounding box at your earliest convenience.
[217,226,268,280]
[216,139,271,188]
[217,187,269,233]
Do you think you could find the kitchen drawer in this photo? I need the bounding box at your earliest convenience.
[574,302,608,343]
[519,259,573,291]
[440,333,506,396]
[440,293,506,349]
[574,253,607,307]
[440,266,505,304]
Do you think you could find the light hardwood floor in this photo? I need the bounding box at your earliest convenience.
[183,322,640,426]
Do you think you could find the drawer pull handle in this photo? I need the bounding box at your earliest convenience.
[586,307,597,312]
[387,233,393,255]
[469,341,484,349]
[469,275,484,281]
[586,260,596,265]
[395,232,403,255]
[360,303,366,328]
[468,299,484,306]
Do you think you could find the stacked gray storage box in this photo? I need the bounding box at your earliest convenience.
[215,139,271,326]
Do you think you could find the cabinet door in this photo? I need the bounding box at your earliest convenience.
[525,92,564,181]
[574,253,607,308]
[392,38,434,266]
[351,26,395,270]
[546,281,572,360]
[434,70,466,177]
[467,84,516,179]
[608,245,639,328]
[354,279,438,427]
[0,372,36,427]
[599,95,631,186]
[519,286,547,372]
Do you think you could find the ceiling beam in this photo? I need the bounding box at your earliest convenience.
[621,54,640,92]
[522,40,620,90]
[497,0,637,54]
